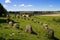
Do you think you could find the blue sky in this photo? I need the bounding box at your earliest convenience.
[0,0,60,11]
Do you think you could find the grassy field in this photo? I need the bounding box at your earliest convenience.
[0,14,60,40]
[40,14,60,16]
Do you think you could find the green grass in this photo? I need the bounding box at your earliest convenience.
[0,14,60,40]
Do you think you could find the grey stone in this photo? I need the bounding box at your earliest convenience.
[13,23,19,29]
[25,25,33,33]
[9,21,13,26]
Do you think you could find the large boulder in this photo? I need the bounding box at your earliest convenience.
[25,25,33,33]
[9,21,13,26]
[6,18,10,23]
[13,23,19,29]
[16,14,20,18]
[43,24,49,29]
[47,28,54,39]
[43,24,54,39]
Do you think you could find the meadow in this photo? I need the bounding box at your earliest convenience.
[0,14,60,40]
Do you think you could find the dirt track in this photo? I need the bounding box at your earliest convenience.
[40,14,60,16]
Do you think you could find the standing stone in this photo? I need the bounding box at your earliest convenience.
[2,14,4,16]
[9,21,13,26]
[16,14,20,18]
[6,18,10,23]
[13,23,19,29]
[33,20,37,23]
[6,14,10,18]
[43,24,49,29]
[25,25,33,33]
[43,24,54,39]
[6,14,11,22]
[47,28,54,39]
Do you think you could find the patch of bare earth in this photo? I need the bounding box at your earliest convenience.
[40,14,60,16]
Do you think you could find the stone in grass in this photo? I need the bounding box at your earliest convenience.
[25,25,37,35]
[43,24,49,29]
[16,14,20,18]
[13,23,19,29]
[43,24,54,39]
[25,25,33,34]
[6,14,10,19]
[47,28,54,39]
[33,20,37,23]
[6,14,10,18]
[9,21,13,26]
[40,22,43,25]
[6,18,10,23]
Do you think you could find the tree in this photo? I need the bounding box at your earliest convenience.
[0,3,7,17]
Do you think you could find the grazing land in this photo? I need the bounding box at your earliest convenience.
[0,13,60,40]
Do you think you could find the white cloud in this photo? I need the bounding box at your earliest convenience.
[3,5,7,7]
[5,0,11,3]
[13,5,17,6]
[27,5,32,7]
[19,4,25,7]
[19,4,33,7]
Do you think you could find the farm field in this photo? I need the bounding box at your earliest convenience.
[0,14,60,40]
[40,14,60,16]
[0,0,60,40]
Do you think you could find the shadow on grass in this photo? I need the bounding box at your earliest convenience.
[0,18,19,23]
[0,19,6,23]
[52,37,59,40]
[0,36,5,40]
[49,36,59,40]
[31,31,37,35]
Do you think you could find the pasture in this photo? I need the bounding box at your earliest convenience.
[0,14,60,40]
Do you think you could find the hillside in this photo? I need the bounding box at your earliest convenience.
[0,14,60,40]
